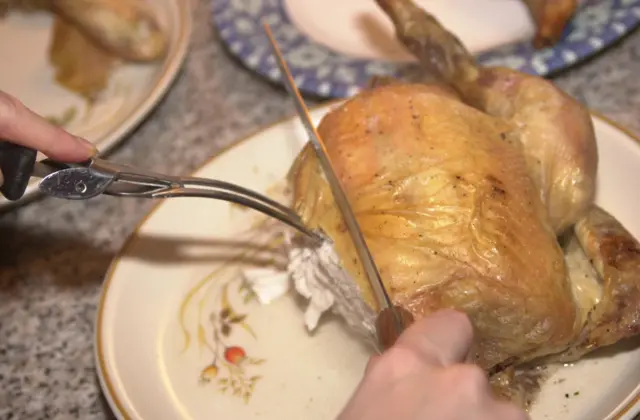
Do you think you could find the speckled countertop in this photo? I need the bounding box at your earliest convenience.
[0,1,639,419]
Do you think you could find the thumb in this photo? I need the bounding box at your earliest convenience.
[394,309,474,367]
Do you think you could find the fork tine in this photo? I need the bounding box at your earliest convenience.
[151,187,322,243]
[90,157,322,243]
[181,176,298,220]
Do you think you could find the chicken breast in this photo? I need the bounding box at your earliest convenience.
[291,83,581,370]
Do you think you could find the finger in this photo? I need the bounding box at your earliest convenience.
[0,91,97,162]
[394,309,474,367]
[364,354,382,375]
[489,400,530,420]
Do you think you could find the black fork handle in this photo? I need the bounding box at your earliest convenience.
[0,141,37,201]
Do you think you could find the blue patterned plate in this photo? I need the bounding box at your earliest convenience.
[212,0,640,98]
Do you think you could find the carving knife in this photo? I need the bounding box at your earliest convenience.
[263,23,414,350]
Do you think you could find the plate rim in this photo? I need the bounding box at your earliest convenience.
[0,0,194,211]
[210,0,640,99]
[94,103,640,420]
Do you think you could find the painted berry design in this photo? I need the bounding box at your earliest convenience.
[224,346,247,365]
[179,224,285,404]
[181,268,266,404]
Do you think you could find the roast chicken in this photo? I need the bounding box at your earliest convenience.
[288,0,640,407]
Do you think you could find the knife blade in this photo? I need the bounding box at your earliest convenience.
[263,23,413,349]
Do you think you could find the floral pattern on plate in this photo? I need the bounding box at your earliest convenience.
[178,228,284,404]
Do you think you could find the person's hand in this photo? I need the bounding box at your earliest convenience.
[337,310,529,420]
[0,91,97,185]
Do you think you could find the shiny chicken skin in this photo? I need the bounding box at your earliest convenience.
[290,0,640,406]
[293,84,580,370]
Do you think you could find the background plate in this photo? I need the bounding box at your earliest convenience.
[96,104,640,420]
[0,0,192,209]
[211,0,640,98]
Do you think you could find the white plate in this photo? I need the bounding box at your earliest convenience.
[0,0,192,209]
[95,104,640,420]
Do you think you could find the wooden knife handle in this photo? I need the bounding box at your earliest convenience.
[375,305,415,351]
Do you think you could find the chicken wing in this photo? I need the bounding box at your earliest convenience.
[561,206,640,360]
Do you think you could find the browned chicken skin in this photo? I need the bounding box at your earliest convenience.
[290,0,640,409]
[522,0,579,48]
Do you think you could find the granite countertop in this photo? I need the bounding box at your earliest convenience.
[0,1,639,418]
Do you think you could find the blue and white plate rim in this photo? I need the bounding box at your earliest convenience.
[211,0,640,98]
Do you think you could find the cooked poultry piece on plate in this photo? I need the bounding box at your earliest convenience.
[376,0,596,235]
[286,0,640,409]
[1,0,167,100]
[0,0,167,61]
[52,0,168,62]
[522,0,579,48]
[49,16,117,101]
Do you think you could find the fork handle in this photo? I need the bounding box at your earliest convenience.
[0,141,37,201]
